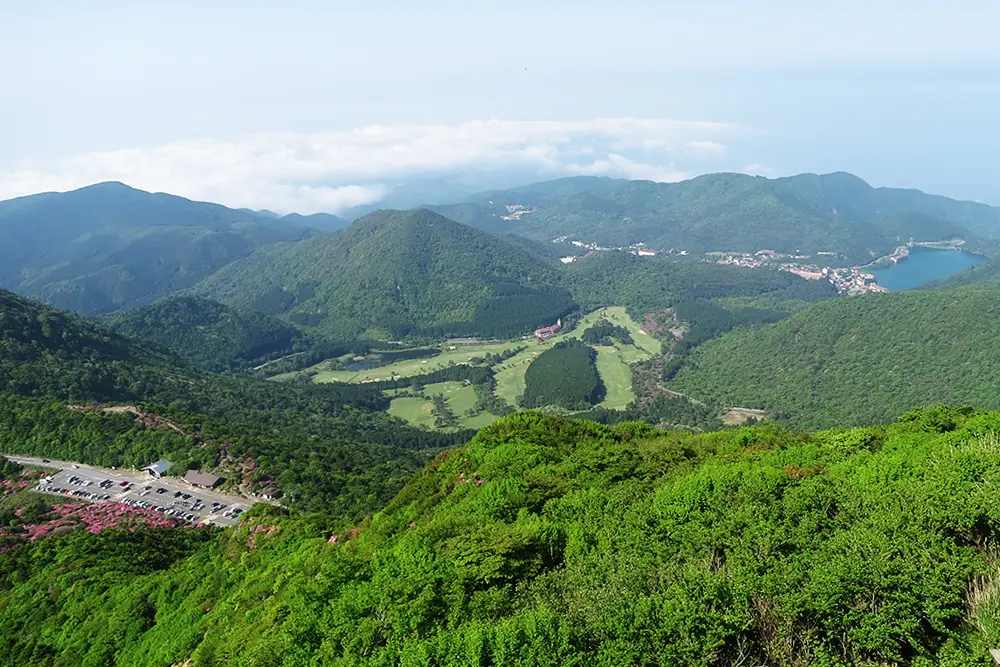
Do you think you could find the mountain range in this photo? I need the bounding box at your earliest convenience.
[7,172,1000,664]
[431,172,1000,264]
[2,173,998,328]
[191,208,574,339]
[0,182,345,315]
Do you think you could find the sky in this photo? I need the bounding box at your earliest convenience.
[1,0,999,213]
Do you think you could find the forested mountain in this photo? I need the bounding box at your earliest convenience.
[0,288,466,516]
[0,182,319,314]
[431,172,1000,264]
[107,296,309,372]
[563,251,837,315]
[192,208,574,339]
[6,408,1000,664]
[669,288,1000,428]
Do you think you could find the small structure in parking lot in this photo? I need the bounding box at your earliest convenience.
[143,458,173,478]
[183,470,224,489]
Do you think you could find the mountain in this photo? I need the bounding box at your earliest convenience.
[5,409,1000,664]
[0,182,319,315]
[107,296,309,372]
[668,288,1000,428]
[278,211,350,231]
[430,172,1000,264]
[0,288,466,515]
[192,208,574,339]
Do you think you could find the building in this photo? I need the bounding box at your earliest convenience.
[534,319,562,340]
[183,469,225,489]
[143,459,173,478]
[636,249,658,257]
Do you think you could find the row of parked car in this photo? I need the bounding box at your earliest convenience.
[119,497,202,522]
[38,484,111,501]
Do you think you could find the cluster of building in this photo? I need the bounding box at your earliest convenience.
[500,204,536,221]
[143,458,224,489]
[534,319,562,340]
[705,249,888,294]
[558,240,671,264]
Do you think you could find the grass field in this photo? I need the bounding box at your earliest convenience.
[306,307,661,428]
[494,307,658,407]
[594,346,636,409]
[387,381,499,431]
[310,341,524,384]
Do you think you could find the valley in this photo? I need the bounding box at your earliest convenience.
[6,172,1000,665]
[289,307,663,431]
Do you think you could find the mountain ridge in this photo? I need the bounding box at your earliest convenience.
[429,171,1000,264]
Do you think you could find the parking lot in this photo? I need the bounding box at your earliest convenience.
[8,456,256,527]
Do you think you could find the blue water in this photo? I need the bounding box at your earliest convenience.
[872,246,987,292]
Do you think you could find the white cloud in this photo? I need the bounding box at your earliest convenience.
[741,163,779,177]
[0,118,741,213]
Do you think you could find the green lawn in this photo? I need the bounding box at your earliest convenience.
[388,381,499,431]
[495,307,657,407]
[310,307,661,428]
[311,342,524,384]
[594,346,636,409]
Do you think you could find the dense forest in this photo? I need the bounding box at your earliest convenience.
[192,209,570,339]
[5,409,1000,664]
[108,295,309,372]
[522,340,604,410]
[563,252,836,317]
[671,288,1000,429]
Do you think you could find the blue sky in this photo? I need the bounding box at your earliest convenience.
[1,1,998,212]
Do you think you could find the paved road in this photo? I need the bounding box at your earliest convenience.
[5,455,258,527]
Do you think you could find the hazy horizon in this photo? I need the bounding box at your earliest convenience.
[3,1,999,213]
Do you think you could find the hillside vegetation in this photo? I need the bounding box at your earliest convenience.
[0,288,466,517]
[432,172,1000,264]
[193,209,573,339]
[522,340,604,409]
[670,289,1000,428]
[108,296,308,371]
[0,182,321,314]
[5,409,1000,664]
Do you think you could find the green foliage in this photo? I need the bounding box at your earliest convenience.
[0,456,23,480]
[662,299,787,380]
[6,410,1000,664]
[581,318,633,346]
[671,288,1000,429]
[433,172,999,264]
[108,296,309,372]
[0,287,467,519]
[563,251,835,317]
[577,394,721,430]
[0,182,317,314]
[193,209,571,339]
[522,340,604,409]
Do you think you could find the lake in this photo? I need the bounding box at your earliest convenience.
[872,246,987,291]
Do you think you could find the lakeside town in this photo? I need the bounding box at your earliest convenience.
[551,234,891,295]
[706,249,890,294]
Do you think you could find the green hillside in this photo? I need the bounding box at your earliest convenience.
[669,289,1000,428]
[0,288,466,517]
[6,409,1000,664]
[108,296,308,372]
[0,182,317,314]
[432,172,999,264]
[193,208,573,339]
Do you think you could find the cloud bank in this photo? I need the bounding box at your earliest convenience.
[0,118,745,213]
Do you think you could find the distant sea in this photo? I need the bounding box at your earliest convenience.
[872,246,987,291]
